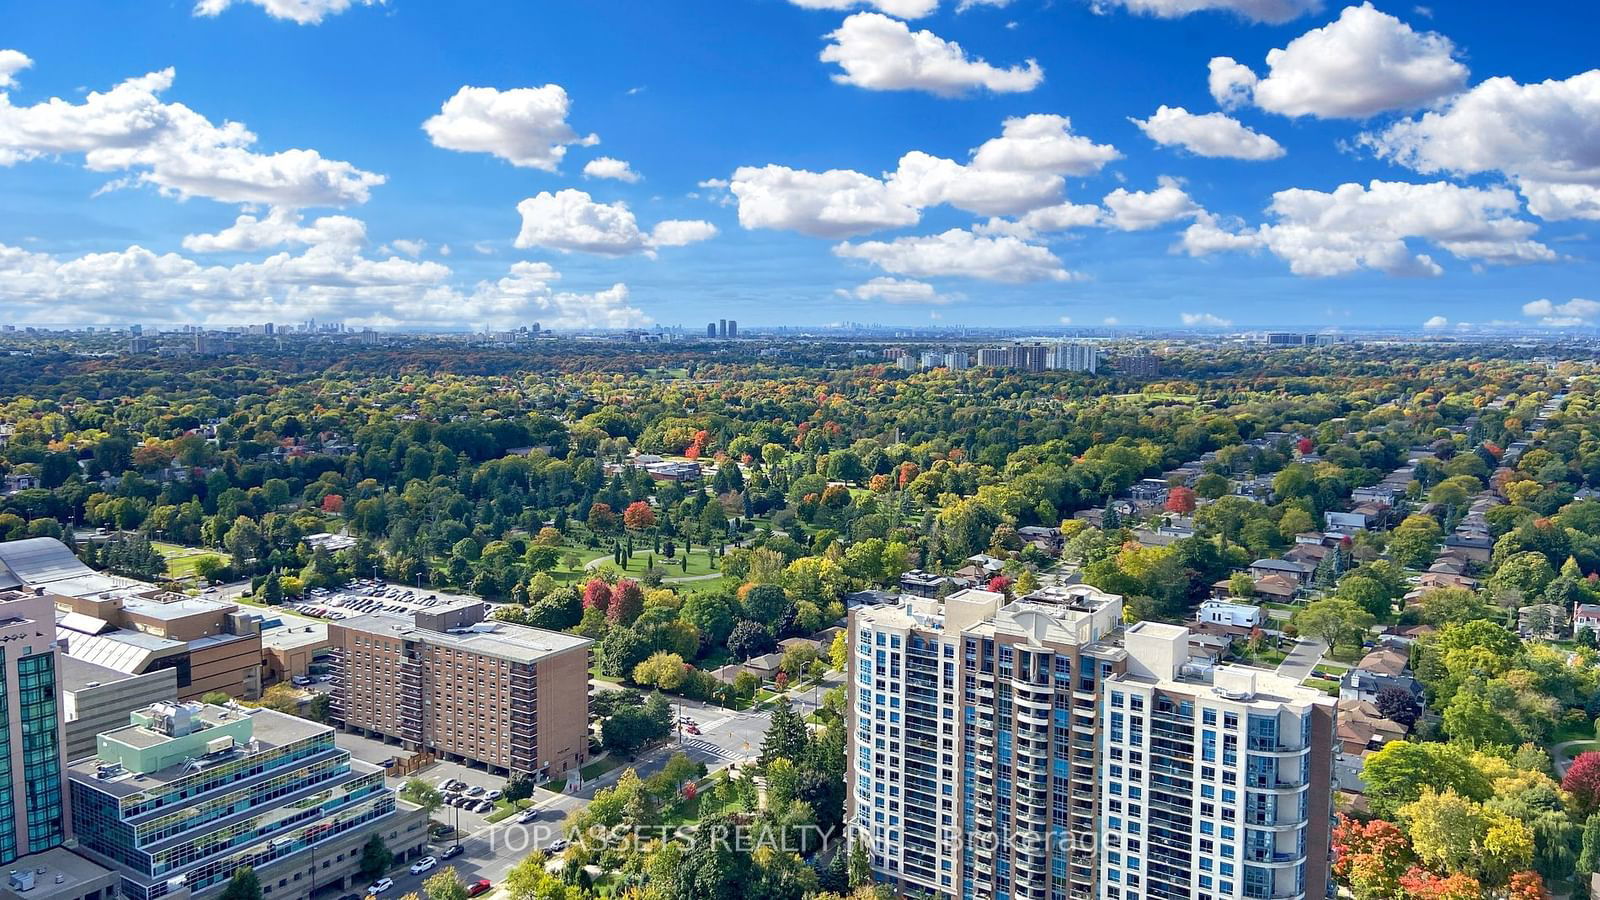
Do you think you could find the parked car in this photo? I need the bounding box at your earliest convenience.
[474,800,494,814]
[464,785,487,798]
[409,856,437,875]
[379,757,397,768]
[366,879,394,895]
[467,880,492,898]
[547,839,568,852]
[291,675,313,687]
[484,789,503,802]
[441,844,464,860]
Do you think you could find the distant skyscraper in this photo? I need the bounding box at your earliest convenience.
[707,322,718,338]
[727,319,737,338]
[719,319,728,338]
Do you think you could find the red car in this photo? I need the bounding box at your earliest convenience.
[467,880,491,898]
[684,724,700,735]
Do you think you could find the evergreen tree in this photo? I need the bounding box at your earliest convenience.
[760,700,808,765]
[1582,813,1600,874]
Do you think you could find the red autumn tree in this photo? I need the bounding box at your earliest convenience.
[1564,751,1600,813]
[588,501,615,530]
[623,500,656,531]
[1506,871,1544,900]
[1331,816,1412,896]
[898,462,920,488]
[1297,437,1315,455]
[988,575,1014,595]
[582,579,613,614]
[608,579,644,625]
[868,474,893,493]
[321,494,344,514]
[1397,869,1481,900]
[1164,486,1196,515]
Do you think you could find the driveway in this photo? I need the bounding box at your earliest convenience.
[1275,638,1327,683]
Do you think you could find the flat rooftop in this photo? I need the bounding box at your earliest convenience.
[334,613,590,664]
[68,706,332,796]
[0,847,115,900]
[59,654,139,692]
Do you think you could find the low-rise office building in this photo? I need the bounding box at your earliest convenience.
[60,656,179,762]
[68,701,426,900]
[0,538,262,701]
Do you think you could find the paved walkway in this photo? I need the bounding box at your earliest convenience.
[1553,740,1597,777]
[1275,638,1327,682]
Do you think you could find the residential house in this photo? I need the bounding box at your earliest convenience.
[1195,599,1264,629]
[1016,526,1063,555]
[1248,557,1316,585]
[1575,604,1600,637]
[1129,478,1170,505]
[1252,574,1300,602]
[1517,603,1568,640]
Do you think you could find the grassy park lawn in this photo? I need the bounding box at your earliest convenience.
[151,541,230,580]
[580,757,623,782]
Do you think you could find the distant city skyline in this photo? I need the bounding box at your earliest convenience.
[0,1,1595,330]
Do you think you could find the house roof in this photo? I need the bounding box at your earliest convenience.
[1250,558,1314,574]
[1252,574,1298,597]
[1357,647,1409,678]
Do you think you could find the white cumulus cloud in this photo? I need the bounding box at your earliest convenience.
[0,51,30,89]
[821,12,1043,97]
[840,277,953,304]
[1211,3,1467,119]
[1102,177,1201,231]
[1182,179,1555,276]
[787,0,940,17]
[1091,0,1322,24]
[0,61,383,206]
[728,114,1116,237]
[1362,70,1600,221]
[193,0,381,24]
[1131,105,1284,160]
[513,189,716,257]
[1422,314,1449,329]
[423,84,598,171]
[1522,298,1600,327]
[1181,312,1232,326]
[729,164,921,238]
[834,228,1075,282]
[182,208,366,253]
[583,156,641,183]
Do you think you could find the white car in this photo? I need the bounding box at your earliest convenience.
[366,879,394,895]
[484,789,503,802]
[409,857,437,875]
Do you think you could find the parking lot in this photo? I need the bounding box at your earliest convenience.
[288,580,484,621]
[335,731,512,835]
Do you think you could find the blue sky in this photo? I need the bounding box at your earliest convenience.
[0,0,1596,330]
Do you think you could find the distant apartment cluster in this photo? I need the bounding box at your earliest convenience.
[885,341,1101,374]
[847,585,1334,900]
[706,319,739,338]
[1260,333,1344,347]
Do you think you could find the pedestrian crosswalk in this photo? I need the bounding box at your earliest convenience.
[679,738,739,761]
